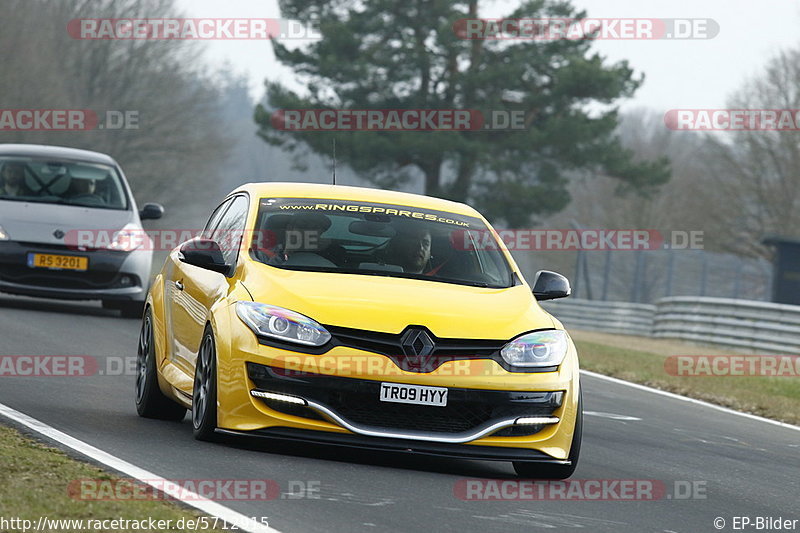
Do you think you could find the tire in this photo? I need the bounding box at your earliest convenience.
[103,300,145,319]
[192,326,219,441]
[119,301,145,319]
[135,309,186,421]
[513,389,583,480]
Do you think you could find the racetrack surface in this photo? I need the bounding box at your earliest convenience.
[0,294,797,533]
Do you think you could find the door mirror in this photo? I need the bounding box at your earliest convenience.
[532,270,571,301]
[140,202,165,220]
[178,238,230,275]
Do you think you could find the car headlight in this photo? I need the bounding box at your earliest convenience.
[0,224,9,241]
[236,302,331,347]
[500,330,569,368]
[105,223,145,252]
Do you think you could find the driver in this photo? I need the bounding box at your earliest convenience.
[0,162,31,197]
[386,225,432,274]
[67,178,96,197]
[65,177,106,206]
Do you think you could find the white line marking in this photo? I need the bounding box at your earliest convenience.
[581,370,800,433]
[584,411,641,421]
[0,402,280,533]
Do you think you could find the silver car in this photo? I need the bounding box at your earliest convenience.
[0,144,163,317]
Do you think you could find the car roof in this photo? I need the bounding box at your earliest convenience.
[233,182,483,218]
[0,144,117,165]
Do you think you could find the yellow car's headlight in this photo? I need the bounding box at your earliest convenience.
[500,330,568,368]
[236,302,331,347]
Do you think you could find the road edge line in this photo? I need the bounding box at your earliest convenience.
[581,369,800,432]
[0,402,280,533]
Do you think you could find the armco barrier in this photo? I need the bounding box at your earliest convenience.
[542,296,800,355]
[540,299,655,336]
[653,296,800,354]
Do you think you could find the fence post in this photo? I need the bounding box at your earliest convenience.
[601,250,612,301]
[665,252,675,297]
[631,249,644,303]
[700,254,708,296]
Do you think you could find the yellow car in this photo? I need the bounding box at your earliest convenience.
[135,183,582,479]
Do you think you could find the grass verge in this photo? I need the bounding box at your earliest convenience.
[571,330,800,426]
[0,423,227,532]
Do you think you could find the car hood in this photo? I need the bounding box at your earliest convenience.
[241,263,556,340]
[0,200,134,245]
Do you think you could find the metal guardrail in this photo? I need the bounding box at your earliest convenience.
[653,297,800,354]
[542,296,800,354]
[541,299,655,336]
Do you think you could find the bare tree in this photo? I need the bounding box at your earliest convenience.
[0,0,230,209]
[544,108,705,234]
[701,47,800,259]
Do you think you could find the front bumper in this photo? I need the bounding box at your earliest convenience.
[0,241,150,301]
[213,317,581,461]
[217,427,570,464]
[247,363,563,442]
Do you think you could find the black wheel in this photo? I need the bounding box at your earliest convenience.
[119,301,145,319]
[513,389,583,480]
[135,309,186,421]
[192,327,219,441]
[104,300,145,319]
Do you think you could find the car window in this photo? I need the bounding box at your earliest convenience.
[0,157,129,210]
[202,198,232,236]
[251,197,514,288]
[211,195,249,266]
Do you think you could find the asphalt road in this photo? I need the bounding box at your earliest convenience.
[0,294,798,533]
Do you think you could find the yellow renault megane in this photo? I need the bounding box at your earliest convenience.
[135,183,582,479]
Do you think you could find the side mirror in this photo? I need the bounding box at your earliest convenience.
[178,238,230,275]
[532,270,571,301]
[140,203,165,220]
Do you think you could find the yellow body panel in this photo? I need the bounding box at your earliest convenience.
[147,183,580,461]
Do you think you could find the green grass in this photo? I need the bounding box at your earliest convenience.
[0,424,227,532]
[573,333,800,426]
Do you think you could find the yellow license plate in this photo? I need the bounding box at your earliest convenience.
[28,253,89,271]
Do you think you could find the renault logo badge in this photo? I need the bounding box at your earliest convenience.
[401,328,435,359]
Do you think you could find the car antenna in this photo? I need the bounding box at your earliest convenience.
[332,137,337,185]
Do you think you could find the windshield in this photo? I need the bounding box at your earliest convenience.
[0,156,129,210]
[249,197,515,288]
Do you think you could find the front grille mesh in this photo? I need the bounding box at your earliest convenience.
[248,363,558,437]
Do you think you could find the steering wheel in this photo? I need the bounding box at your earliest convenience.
[68,193,106,206]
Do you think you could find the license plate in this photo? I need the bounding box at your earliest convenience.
[27,253,88,271]
[379,382,448,407]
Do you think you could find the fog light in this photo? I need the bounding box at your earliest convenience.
[250,390,307,405]
[515,416,560,425]
[119,275,133,287]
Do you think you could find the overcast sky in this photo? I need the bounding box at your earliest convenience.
[177,0,800,111]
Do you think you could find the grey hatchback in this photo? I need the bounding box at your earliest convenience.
[0,144,163,317]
